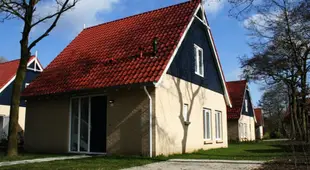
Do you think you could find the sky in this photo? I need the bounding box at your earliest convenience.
[0,0,262,106]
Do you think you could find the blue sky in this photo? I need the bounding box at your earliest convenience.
[0,0,262,106]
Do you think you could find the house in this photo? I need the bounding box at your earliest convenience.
[254,108,264,139]
[0,56,43,138]
[22,0,232,156]
[226,80,256,141]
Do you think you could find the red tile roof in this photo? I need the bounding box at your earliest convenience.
[254,108,264,126]
[0,56,36,92]
[226,80,247,119]
[23,1,202,97]
[23,0,231,105]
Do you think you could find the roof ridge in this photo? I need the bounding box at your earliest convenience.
[0,58,20,65]
[0,55,36,65]
[227,80,247,83]
[85,1,193,30]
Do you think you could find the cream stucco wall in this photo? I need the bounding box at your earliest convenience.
[155,74,228,155]
[24,98,70,153]
[0,105,26,131]
[238,114,256,141]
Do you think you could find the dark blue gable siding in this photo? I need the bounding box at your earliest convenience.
[167,18,224,94]
[241,90,254,117]
[0,70,40,107]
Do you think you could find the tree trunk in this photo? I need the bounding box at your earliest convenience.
[292,86,303,140]
[7,39,30,157]
[301,57,308,141]
[289,92,296,139]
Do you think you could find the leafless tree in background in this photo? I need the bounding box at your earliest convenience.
[0,0,79,157]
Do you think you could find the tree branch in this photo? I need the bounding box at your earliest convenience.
[28,0,77,50]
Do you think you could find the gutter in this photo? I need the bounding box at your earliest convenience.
[144,86,153,157]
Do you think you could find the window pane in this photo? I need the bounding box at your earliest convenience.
[199,50,203,75]
[70,98,79,151]
[215,111,222,139]
[215,113,218,139]
[80,97,89,152]
[206,111,211,139]
[194,48,198,73]
[203,111,207,139]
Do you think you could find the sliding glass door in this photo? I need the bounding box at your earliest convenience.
[70,97,90,152]
[69,96,107,153]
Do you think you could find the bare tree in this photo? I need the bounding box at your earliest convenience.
[229,0,310,141]
[0,56,7,63]
[0,0,79,157]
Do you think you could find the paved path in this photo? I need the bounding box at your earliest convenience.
[123,159,265,170]
[0,155,91,167]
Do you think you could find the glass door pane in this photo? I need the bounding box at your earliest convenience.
[80,97,89,152]
[70,98,79,151]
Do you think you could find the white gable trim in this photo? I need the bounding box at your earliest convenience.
[0,76,16,94]
[239,83,257,123]
[27,57,43,72]
[154,3,232,107]
[154,4,201,88]
[0,57,43,93]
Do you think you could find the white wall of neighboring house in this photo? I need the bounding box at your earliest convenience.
[238,114,256,141]
[257,126,263,139]
[0,105,26,139]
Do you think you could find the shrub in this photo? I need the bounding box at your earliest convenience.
[270,131,283,139]
[263,132,270,139]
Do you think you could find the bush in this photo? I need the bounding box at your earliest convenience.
[269,131,283,139]
[263,132,270,139]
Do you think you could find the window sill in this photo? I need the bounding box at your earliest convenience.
[195,72,204,77]
[216,139,223,143]
[204,140,213,144]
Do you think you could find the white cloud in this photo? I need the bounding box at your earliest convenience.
[226,68,243,81]
[203,0,225,15]
[33,0,120,33]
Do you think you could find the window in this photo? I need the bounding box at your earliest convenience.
[244,123,247,138]
[239,123,243,138]
[25,83,30,88]
[183,104,189,122]
[215,111,222,140]
[194,44,204,77]
[203,109,211,140]
[245,99,248,112]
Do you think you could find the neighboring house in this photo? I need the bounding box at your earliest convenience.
[226,80,256,141]
[0,56,43,138]
[254,108,264,139]
[23,0,232,156]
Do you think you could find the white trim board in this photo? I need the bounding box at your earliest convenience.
[0,57,43,93]
[154,3,232,107]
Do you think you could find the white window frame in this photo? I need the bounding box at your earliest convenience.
[215,111,222,140]
[203,108,212,141]
[25,83,30,88]
[245,99,248,112]
[194,44,204,77]
[183,104,189,122]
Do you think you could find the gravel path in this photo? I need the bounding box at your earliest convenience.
[123,159,264,170]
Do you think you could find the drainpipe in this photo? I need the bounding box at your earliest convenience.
[144,86,153,157]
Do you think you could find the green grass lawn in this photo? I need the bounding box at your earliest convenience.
[0,152,64,162]
[0,141,306,169]
[0,156,161,170]
[169,141,303,161]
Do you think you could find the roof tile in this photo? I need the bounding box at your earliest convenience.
[226,80,247,120]
[23,1,201,97]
